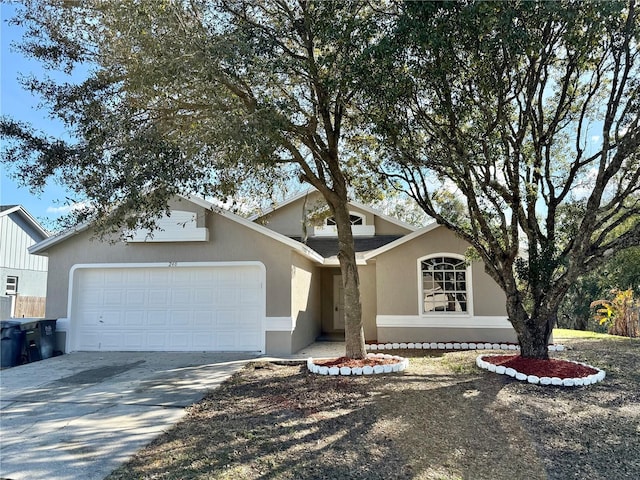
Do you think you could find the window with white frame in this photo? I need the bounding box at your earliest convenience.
[6,276,18,295]
[421,256,468,313]
[325,213,364,226]
[314,211,374,236]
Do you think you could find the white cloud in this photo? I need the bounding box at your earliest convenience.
[46,202,88,215]
[591,135,601,143]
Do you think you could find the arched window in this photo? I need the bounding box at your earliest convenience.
[420,256,469,313]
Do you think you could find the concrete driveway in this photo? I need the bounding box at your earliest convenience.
[0,351,259,480]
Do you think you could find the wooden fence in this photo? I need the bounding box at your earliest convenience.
[13,296,46,318]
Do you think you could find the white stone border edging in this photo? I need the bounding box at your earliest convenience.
[307,353,409,376]
[475,354,606,387]
[365,341,566,352]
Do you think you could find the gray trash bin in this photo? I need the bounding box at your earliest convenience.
[1,320,26,368]
[22,319,57,362]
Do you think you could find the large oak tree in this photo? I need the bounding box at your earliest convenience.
[368,1,640,358]
[1,0,389,359]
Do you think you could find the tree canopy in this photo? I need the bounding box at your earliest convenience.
[3,0,639,360]
[1,0,394,359]
[367,0,640,357]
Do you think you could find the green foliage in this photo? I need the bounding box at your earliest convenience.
[591,289,639,338]
[362,0,640,357]
[1,0,390,233]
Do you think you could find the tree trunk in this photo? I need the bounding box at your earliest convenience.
[332,202,367,359]
[507,297,554,360]
[517,321,551,359]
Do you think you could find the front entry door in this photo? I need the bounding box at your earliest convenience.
[333,275,345,330]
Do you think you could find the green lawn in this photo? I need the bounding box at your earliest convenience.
[553,328,633,341]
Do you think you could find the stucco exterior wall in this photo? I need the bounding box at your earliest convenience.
[319,265,377,341]
[256,192,412,238]
[255,192,325,237]
[43,209,294,322]
[373,216,412,236]
[375,227,507,317]
[377,326,518,343]
[290,252,321,353]
[358,264,378,342]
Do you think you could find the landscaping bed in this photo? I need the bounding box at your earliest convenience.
[107,333,639,480]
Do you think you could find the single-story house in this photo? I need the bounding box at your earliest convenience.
[29,191,515,355]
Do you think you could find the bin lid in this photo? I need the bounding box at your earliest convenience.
[4,318,56,329]
[0,320,22,328]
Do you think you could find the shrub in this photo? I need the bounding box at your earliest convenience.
[590,289,640,338]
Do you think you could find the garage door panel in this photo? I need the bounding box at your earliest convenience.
[124,270,145,283]
[148,289,169,305]
[100,311,124,326]
[148,269,170,282]
[72,265,264,352]
[124,310,145,324]
[77,290,104,308]
[168,310,190,326]
[123,332,145,348]
[193,310,214,326]
[147,311,169,326]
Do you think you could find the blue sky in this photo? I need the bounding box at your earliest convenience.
[1,3,76,231]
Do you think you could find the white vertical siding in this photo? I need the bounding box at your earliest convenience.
[0,216,48,271]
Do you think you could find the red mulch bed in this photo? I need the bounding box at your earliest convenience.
[483,354,598,378]
[313,356,400,368]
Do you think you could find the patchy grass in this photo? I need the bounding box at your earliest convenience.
[107,335,639,480]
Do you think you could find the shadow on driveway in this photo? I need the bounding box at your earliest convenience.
[0,351,258,480]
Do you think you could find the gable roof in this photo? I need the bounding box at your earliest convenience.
[28,195,325,263]
[0,205,50,240]
[362,222,441,260]
[249,187,418,232]
[290,235,404,258]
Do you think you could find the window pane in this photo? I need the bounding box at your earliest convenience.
[421,257,467,314]
[349,214,363,225]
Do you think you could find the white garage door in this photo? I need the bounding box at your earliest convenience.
[70,264,264,352]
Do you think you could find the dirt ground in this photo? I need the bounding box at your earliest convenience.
[107,335,639,480]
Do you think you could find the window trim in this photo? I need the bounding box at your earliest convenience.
[324,212,365,227]
[417,254,473,316]
[314,211,375,237]
[6,276,18,295]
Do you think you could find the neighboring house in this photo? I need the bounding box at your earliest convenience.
[29,191,515,355]
[0,205,49,319]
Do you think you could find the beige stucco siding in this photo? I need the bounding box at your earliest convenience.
[255,198,309,237]
[319,265,377,341]
[375,227,507,317]
[256,191,412,237]
[373,216,413,235]
[43,210,294,321]
[358,264,377,341]
[377,327,518,343]
[290,252,321,352]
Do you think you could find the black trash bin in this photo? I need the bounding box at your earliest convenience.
[1,320,26,368]
[21,319,57,362]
